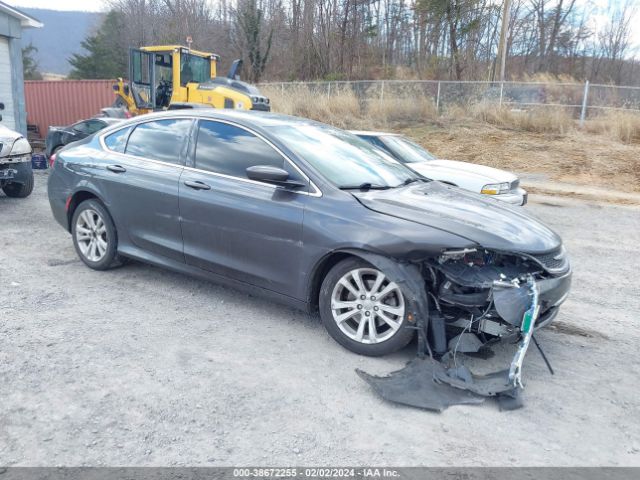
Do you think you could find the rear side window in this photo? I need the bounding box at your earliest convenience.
[104,127,131,153]
[125,118,192,164]
[195,120,295,180]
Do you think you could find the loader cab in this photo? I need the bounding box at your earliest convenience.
[129,46,218,111]
[121,44,269,114]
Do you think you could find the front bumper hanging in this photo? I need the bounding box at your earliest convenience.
[353,251,549,412]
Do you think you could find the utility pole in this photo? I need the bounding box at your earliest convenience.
[495,0,512,81]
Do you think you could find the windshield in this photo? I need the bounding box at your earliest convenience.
[268,124,417,189]
[180,53,211,86]
[383,136,437,163]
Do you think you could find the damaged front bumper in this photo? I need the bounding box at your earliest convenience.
[354,247,572,411]
[0,166,18,182]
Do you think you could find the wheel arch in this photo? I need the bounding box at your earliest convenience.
[306,248,383,311]
[66,189,107,232]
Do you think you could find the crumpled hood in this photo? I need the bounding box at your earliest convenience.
[353,181,561,254]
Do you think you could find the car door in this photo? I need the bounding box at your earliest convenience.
[98,117,193,262]
[179,119,308,298]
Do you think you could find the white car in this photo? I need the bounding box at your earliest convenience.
[352,131,527,206]
[0,124,34,198]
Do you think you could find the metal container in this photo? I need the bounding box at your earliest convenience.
[24,80,116,138]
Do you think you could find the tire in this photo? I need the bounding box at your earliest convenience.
[319,257,414,356]
[71,199,122,270]
[2,164,34,198]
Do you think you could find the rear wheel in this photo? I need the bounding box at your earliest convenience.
[71,199,122,270]
[319,257,414,356]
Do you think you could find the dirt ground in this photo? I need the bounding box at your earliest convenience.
[1,171,639,466]
[398,121,640,194]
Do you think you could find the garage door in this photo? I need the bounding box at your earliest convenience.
[0,36,16,130]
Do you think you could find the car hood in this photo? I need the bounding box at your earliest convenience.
[0,124,22,142]
[409,159,517,186]
[353,181,560,253]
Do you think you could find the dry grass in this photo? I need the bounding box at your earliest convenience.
[584,110,640,144]
[446,102,575,134]
[400,121,640,193]
[264,84,640,141]
[262,85,439,128]
[262,85,361,129]
[368,96,438,126]
[262,86,640,192]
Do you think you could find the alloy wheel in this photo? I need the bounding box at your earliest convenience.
[330,268,405,344]
[75,209,108,262]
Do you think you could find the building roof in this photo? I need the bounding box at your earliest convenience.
[0,1,43,28]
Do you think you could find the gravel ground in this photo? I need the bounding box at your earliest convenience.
[1,171,639,466]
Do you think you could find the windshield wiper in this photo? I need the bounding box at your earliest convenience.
[339,183,391,191]
[401,177,425,186]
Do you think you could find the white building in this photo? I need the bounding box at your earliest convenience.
[0,1,42,134]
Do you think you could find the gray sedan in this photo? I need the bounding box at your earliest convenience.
[48,110,571,358]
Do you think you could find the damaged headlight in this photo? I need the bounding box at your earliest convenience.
[481,182,510,195]
[10,137,32,156]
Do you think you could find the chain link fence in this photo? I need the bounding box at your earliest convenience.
[260,80,640,122]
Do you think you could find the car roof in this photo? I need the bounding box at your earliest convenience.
[111,109,324,129]
[349,130,401,137]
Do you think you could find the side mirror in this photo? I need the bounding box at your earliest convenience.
[246,165,306,188]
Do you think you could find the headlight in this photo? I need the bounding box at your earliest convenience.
[10,137,32,156]
[481,182,509,195]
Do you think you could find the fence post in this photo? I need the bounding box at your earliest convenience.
[499,81,504,107]
[580,81,590,127]
[327,82,331,99]
[436,81,441,112]
[380,80,385,102]
[281,83,284,95]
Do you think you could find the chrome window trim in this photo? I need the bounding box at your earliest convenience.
[98,115,322,198]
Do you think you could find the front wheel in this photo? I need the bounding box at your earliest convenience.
[319,258,414,356]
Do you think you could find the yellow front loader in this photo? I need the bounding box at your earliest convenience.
[113,45,270,115]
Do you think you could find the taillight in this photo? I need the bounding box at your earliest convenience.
[49,153,56,168]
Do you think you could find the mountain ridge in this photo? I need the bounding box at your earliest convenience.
[20,8,102,76]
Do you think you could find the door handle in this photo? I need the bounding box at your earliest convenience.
[107,164,127,173]
[184,180,211,191]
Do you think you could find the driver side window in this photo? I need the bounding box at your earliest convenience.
[194,120,304,184]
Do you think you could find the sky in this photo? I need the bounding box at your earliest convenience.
[12,0,108,11]
[8,0,640,50]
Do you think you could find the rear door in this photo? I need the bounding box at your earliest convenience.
[99,117,193,262]
[179,119,308,297]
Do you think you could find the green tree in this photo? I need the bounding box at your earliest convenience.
[68,10,128,79]
[235,0,273,83]
[22,43,42,80]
